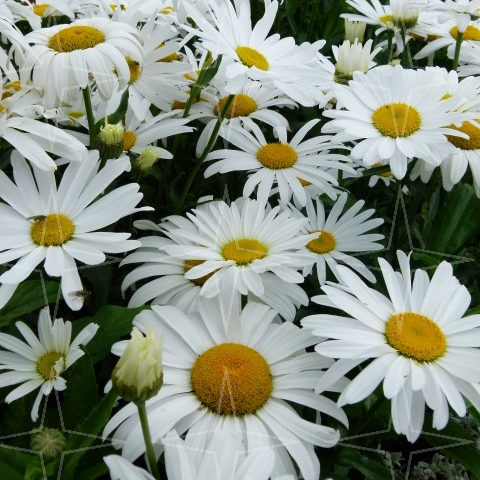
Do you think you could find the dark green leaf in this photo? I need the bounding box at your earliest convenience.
[93,88,130,134]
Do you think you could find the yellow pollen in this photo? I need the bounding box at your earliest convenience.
[191,343,272,415]
[36,352,65,380]
[123,130,137,151]
[256,143,298,169]
[385,312,446,362]
[298,177,312,186]
[447,120,480,150]
[373,162,392,178]
[379,14,393,24]
[33,3,50,16]
[48,26,105,53]
[450,25,480,41]
[126,56,141,84]
[31,214,74,246]
[214,94,258,118]
[306,230,336,254]
[222,238,267,265]
[236,46,269,71]
[184,259,218,286]
[372,103,421,138]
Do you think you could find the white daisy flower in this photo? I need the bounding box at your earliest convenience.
[302,251,480,442]
[289,193,384,285]
[341,0,393,32]
[322,65,468,179]
[432,0,480,32]
[23,17,143,105]
[205,120,354,206]
[103,300,347,480]
[0,307,98,421]
[0,151,150,311]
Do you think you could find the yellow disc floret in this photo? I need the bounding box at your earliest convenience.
[447,120,480,150]
[214,94,258,118]
[306,230,336,254]
[37,352,65,380]
[123,130,137,151]
[257,143,298,169]
[48,26,106,53]
[34,4,50,16]
[236,46,269,71]
[385,312,447,362]
[450,25,480,41]
[191,343,272,415]
[31,214,75,246]
[126,56,141,84]
[222,238,267,265]
[372,103,421,138]
[184,259,218,285]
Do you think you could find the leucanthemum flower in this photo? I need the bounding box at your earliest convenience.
[205,120,354,206]
[432,0,480,32]
[0,307,98,421]
[342,0,393,32]
[0,151,149,311]
[323,65,468,179]
[103,300,347,480]
[24,17,143,105]
[302,251,480,442]
[288,193,384,285]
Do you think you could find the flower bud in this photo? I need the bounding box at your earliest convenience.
[112,327,163,403]
[94,122,125,161]
[134,146,163,176]
[31,428,66,461]
[344,20,366,43]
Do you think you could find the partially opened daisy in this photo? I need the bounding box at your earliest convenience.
[205,120,354,206]
[0,307,98,421]
[289,193,384,285]
[302,251,480,442]
[0,151,149,311]
[323,65,468,179]
[104,300,347,480]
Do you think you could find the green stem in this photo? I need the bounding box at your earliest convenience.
[136,402,161,480]
[387,30,393,63]
[400,26,412,68]
[82,86,96,148]
[177,94,235,212]
[452,30,464,71]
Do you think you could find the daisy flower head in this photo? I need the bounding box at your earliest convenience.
[290,193,385,285]
[183,0,325,106]
[0,151,150,311]
[0,307,98,421]
[342,0,393,31]
[205,120,354,207]
[322,65,468,179]
[104,300,347,480]
[433,0,480,32]
[302,251,480,442]
[24,17,143,105]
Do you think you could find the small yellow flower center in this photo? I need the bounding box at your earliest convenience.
[155,44,180,62]
[222,238,267,265]
[126,56,141,84]
[373,162,392,177]
[184,259,218,286]
[48,26,106,53]
[385,312,447,362]
[36,352,65,380]
[306,230,336,254]
[191,343,272,415]
[372,103,421,138]
[256,143,298,169]
[31,214,75,246]
[447,120,480,150]
[2,80,21,100]
[236,46,269,71]
[33,3,50,16]
[123,130,137,151]
[68,110,85,119]
[379,13,393,24]
[298,177,312,186]
[450,25,480,41]
[214,94,258,118]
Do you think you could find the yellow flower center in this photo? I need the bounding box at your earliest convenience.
[126,56,141,84]
[372,103,421,138]
[450,25,480,41]
[222,238,267,265]
[68,110,85,119]
[306,230,336,254]
[379,13,393,24]
[236,46,269,71]
[48,26,106,53]
[0,104,4,114]
[36,352,65,380]
[33,3,50,16]
[373,162,392,177]
[385,312,447,362]
[31,214,75,246]
[214,94,258,118]
[191,343,272,415]
[2,80,21,100]
[123,130,137,151]
[184,259,218,286]
[256,143,298,169]
[155,44,180,62]
[447,120,480,150]
[298,177,312,186]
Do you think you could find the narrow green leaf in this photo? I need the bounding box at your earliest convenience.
[93,89,130,134]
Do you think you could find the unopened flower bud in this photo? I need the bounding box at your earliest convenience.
[112,327,163,403]
[31,428,66,461]
[344,19,366,43]
[94,122,125,160]
[134,146,163,176]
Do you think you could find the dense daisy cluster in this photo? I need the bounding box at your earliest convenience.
[0,0,479,479]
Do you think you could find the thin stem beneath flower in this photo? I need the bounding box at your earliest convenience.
[82,86,96,148]
[137,401,161,480]
[452,30,464,71]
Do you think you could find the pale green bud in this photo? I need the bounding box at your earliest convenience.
[31,428,66,461]
[344,20,366,43]
[95,122,125,160]
[134,146,163,176]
